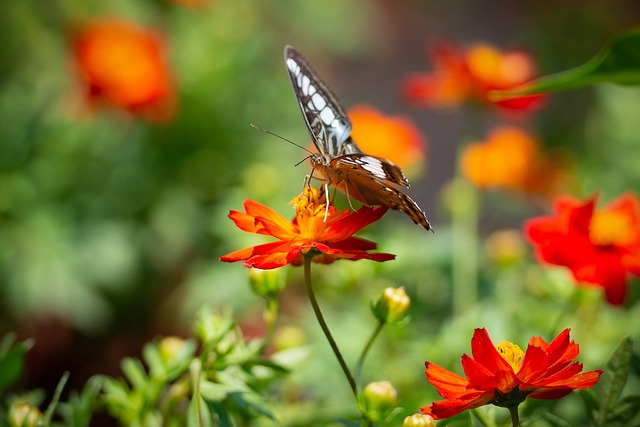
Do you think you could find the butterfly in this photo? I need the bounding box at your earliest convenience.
[284,45,433,231]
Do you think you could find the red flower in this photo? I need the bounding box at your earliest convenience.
[403,41,543,112]
[421,328,602,420]
[219,186,395,269]
[525,193,640,305]
[72,19,176,121]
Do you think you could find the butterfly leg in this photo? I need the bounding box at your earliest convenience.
[343,181,357,212]
[323,183,330,222]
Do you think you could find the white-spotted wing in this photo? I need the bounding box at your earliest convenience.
[284,45,432,231]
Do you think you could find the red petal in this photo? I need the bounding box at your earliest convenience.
[323,205,388,242]
[219,241,298,267]
[421,392,493,420]
[470,329,513,373]
[425,362,472,399]
[228,210,266,234]
[243,200,296,235]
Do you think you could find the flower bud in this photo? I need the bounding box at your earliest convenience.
[485,229,525,266]
[159,336,187,362]
[8,402,42,427]
[248,268,285,299]
[403,413,436,427]
[360,380,398,422]
[372,287,410,324]
[273,325,306,351]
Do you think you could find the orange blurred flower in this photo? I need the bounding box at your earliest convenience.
[348,105,426,173]
[525,193,640,305]
[460,126,569,197]
[403,41,543,112]
[219,186,395,269]
[72,19,176,121]
[421,328,602,420]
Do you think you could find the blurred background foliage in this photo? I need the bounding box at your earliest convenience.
[1,0,640,425]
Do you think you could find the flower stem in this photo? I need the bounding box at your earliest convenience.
[354,320,385,386]
[303,255,357,397]
[509,406,521,427]
[450,178,479,316]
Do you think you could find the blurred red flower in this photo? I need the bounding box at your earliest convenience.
[219,186,395,269]
[348,104,426,174]
[403,41,543,112]
[72,19,176,121]
[421,328,601,420]
[525,193,640,305]
[460,126,570,197]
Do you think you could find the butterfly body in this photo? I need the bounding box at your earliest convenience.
[284,45,432,231]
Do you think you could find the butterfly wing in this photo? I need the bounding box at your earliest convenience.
[284,45,363,161]
[331,155,431,230]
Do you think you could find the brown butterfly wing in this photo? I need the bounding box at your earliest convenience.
[330,155,432,231]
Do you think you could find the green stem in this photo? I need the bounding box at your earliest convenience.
[450,178,479,316]
[509,406,520,427]
[354,321,385,387]
[451,106,482,316]
[260,298,279,354]
[303,255,357,397]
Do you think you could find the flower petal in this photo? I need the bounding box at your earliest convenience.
[322,205,389,242]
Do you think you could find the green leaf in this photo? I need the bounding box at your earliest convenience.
[42,372,69,427]
[55,376,102,427]
[121,358,148,390]
[0,335,32,393]
[493,28,640,96]
[605,394,640,425]
[593,336,632,427]
[188,396,213,427]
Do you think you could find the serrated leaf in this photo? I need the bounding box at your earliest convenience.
[605,394,640,425]
[56,376,102,427]
[492,28,640,97]
[121,358,148,390]
[208,401,233,427]
[594,336,632,427]
[228,391,275,420]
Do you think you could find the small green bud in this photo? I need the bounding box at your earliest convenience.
[273,325,306,351]
[403,413,436,427]
[360,380,398,422]
[159,336,186,362]
[372,287,411,324]
[248,268,285,298]
[8,402,42,427]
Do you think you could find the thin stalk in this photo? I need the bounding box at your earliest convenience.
[354,320,385,387]
[450,179,479,316]
[509,406,521,427]
[303,255,357,397]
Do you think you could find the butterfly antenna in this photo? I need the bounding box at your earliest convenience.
[250,123,314,155]
[294,155,312,167]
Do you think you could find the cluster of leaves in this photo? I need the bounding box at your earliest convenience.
[0,309,307,427]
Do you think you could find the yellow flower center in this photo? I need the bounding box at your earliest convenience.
[290,186,334,240]
[496,341,524,373]
[590,210,633,246]
[291,186,328,218]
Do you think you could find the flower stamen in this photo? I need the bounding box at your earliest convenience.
[496,341,524,373]
[590,210,633,247]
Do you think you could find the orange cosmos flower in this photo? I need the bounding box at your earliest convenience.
[460,126,569,197]
[219,186,395,269]
[403,41,543,112]
[348,104,426,173]
[525,193,640,305]
[72,19,176,121]
[421,328,602,420]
